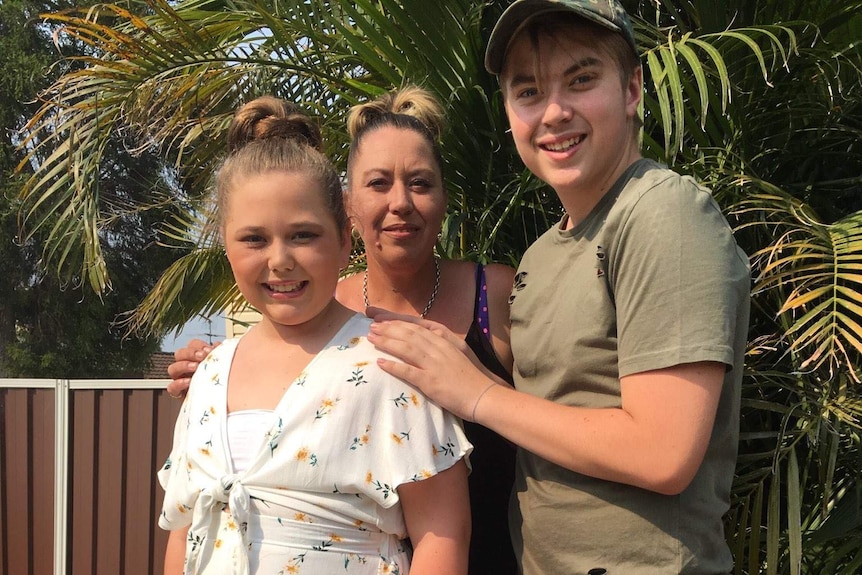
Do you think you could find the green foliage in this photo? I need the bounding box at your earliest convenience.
[0,136,182,377]
[0,0,187,376]
[14,0,862,571]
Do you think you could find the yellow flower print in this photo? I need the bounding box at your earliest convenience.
[435,438,457,458]
[411,469,434,481]
[347,364,368,386]
[365,471,373,484]
[226,519,238,530]
[278,554,306,574]
[339,337,364,350]
[369,477,394,499]
[350,425,373,450]
[344,553,369,568]
[214,539,222,548]
[355,361,369,367]
[410,393,419,407]
[296,447,318,466]
[392,393,411,408]
[199,447,210,456]
[314,397,339,420]
[330,533,343,543]
[294,512,312,523]
[391,431,410,445]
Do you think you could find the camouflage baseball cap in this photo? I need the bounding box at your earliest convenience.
[485,0,638,74]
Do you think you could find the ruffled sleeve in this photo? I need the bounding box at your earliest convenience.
[329,336,472,509]
[157,393,194,530]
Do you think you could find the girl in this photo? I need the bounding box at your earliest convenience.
[168,87,517,573]
[159,96,471,575]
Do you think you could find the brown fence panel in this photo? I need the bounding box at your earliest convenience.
[68,386,180,575]
[32,389,56,575]
[69,388,95,575]
[1,381,181,575]
[0,386,55,575]
[123,389,158,574]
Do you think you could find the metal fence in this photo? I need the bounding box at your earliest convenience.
[0,379,182,575]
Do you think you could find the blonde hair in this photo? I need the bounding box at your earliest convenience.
[346,86,446,181]
[216,96,347,231]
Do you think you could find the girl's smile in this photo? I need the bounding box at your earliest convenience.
[223,170,350,333]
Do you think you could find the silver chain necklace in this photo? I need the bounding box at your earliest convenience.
[363,258,440,318]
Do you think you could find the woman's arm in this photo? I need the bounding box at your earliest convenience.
[398,459,471,575]
[483,263,516,374]
[164,527,189,575]
[166,339,218,397]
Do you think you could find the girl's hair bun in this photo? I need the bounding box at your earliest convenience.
[227,96,323,154]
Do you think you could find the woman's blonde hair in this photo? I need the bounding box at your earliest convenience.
[216,96,347,231]
[346,86,446,181]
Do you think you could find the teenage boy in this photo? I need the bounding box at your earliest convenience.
[368,1,751,574]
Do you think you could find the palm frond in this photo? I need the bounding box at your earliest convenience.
[736,193,862,381]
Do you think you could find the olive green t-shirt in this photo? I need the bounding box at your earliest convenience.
[508,159,750,574]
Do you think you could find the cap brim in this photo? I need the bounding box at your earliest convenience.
[484,0,624,75]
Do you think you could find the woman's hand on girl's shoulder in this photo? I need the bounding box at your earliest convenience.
[165,339,220,398]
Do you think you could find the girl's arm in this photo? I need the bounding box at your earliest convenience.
[397,459,471,575]
[164,527,189,575]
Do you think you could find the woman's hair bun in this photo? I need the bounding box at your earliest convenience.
[347,86,444,142]
[227,96,323,153]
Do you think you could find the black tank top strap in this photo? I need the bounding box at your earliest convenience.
[472,263,487,333]
[464,263,512,384]
[462,262,518,574]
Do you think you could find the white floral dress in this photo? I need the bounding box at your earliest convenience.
[158,314,472,575]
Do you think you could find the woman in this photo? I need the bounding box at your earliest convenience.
[168,86,518,574]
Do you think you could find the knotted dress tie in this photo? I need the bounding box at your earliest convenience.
[187,474,251,575]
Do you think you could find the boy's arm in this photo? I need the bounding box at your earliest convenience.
[368,312,723,495]
[164,527,189,575]
[471,361,723,495]
[398,459,471,575]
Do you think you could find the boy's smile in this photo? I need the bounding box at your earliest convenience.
[501,26,642,225]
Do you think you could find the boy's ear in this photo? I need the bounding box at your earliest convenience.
[626,66,644,114]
